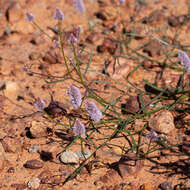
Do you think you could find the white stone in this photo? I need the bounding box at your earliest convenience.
[60,152,79,164]
[27,178,41,189]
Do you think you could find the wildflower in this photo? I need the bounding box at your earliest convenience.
[67,84,82,109]
[117,0,125,5]
[178,50,190,72]
[53,7,64,20]
[34,97,46,111]
[23,65,29,72]
[73,119,86,136]
[68,27,80,44]
[26,12,34,22]
[53,39,60,48]
[146,129,158,142]
[73,0,86,13]
[85,101,102,122]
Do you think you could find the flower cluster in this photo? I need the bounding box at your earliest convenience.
[178,50,190,73]
[72,0,86,13]
[53,7,64,20]
[73,119,86,136]
[67,84,82,109]
[146,129,158,142]
[34,97,46,111]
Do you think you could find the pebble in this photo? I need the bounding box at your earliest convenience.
[76,150,91,161]
[3,81,19,101]
[97,37,118,54]
[118,153,144,178]
[1,136,21,153]
[121,95,150,114]
[24,160,43,169]
[60,152,79,164]
[11,183,27,190]
[140,183,154,190]
[160,181,172,190]
[27,178,41,189]
[30,121,48,138]
[143,40,161,57]
[149,110,175,134]
[29,145,39,153]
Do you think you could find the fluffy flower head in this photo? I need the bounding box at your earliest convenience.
[67,84,82,109]
[73,119,86,136]
[53,7,64,20]
[178,50,190,72]
[146,129,158,142]
[85,101,102,122]
[34,97,46,111]
[26,12,34,22]
[73,0,86,13]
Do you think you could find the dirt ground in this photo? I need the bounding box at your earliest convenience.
[0,0,190,189]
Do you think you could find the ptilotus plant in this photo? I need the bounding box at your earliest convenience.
[178,50,190,73]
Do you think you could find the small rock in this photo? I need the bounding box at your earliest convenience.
[149,110,175,134]
[11,183,27,190]
[29,145,39,153]
[27,178,41,189]
[143,40,161,57]
[99,169,120,184]
[118,153,144,178]
[76,150,91,161]
[97,37,118,54]
[39,142,62,160]
[7,2,23,23]
[86,33,99,44]
[7,167,15,173]
[60,152,79,164]
[4,81,19,101]
[38,170,52,184]
[160,181,172,190]
[140,183,154,190]
[1,136,21,153]
[24,160,43,169]
[30,121,48,138]
[106,58,132,79]
[121,95,150,114]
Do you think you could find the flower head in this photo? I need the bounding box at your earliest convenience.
[146,129,158,142]
[26,12,34,22]
[178,50,190,72]
[73,119,86,136]
[85,101,102,122]
[53,8,64,20]
[67,84,82,109]
[34,97,46,111]
[117,0,126,5]
[73,0,86,13]
[53,39,60,48]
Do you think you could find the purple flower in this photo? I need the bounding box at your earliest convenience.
[178,50,190,72]
[117,0,125,5]
[26,12,34,22]
[73,119,86,136]
[85,101,102,122]
[146,130,158,142]
[67,84,82,109]
[53,7,64,20]
[53,39,60,48]
[34,97,46,111]
[23,65,29,72]
[73,0,86,13]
